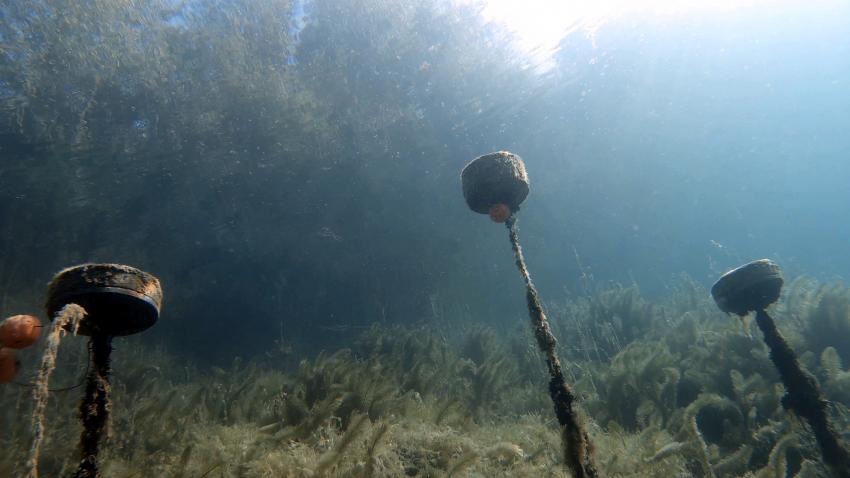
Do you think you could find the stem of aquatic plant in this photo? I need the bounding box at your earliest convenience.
[505,216,602,478]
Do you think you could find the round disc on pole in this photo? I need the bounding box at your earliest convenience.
[461,151,530,214]
[45,263,163,336]
[711,259,783,316]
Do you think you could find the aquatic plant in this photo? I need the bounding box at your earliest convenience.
[788,280,850,366]
[546,286,658,364]
[821,347,850,406]
[2,277,849,476]
[588,340,680,430]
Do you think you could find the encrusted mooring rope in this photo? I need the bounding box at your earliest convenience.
[505,216,601,478]
[755,310,850,477]
[74,333,113,478]
[25,303,86,478]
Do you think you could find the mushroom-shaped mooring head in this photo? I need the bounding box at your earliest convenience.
[461,151,529,215]
[45,264,163,337]
[711,259,783,316]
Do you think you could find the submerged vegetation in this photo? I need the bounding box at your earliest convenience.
[2,277,849,476]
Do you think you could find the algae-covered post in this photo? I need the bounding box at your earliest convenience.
[36,263,164,478]
[711,259,850,477]
[461,151,602,478]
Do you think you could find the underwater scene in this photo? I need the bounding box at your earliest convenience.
[2,0,850,477]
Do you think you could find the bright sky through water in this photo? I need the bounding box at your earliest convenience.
[479,0,811,65]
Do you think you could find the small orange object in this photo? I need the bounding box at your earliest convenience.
[488,203,511,223]
[0,314,42,349]
[0,348,19,383]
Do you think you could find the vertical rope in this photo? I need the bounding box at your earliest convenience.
[25,304,86,478]
[505,216,601,478]
[74,333,113,478]
[755,310,850,477]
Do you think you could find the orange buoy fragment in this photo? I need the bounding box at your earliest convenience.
[0,348,19,383]
[488,203,512,223]
[0,314,42,349]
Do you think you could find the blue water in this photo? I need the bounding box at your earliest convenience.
[502,2,850,299]
[0,0,849,359]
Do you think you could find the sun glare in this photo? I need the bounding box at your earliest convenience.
[479,0,793,60]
